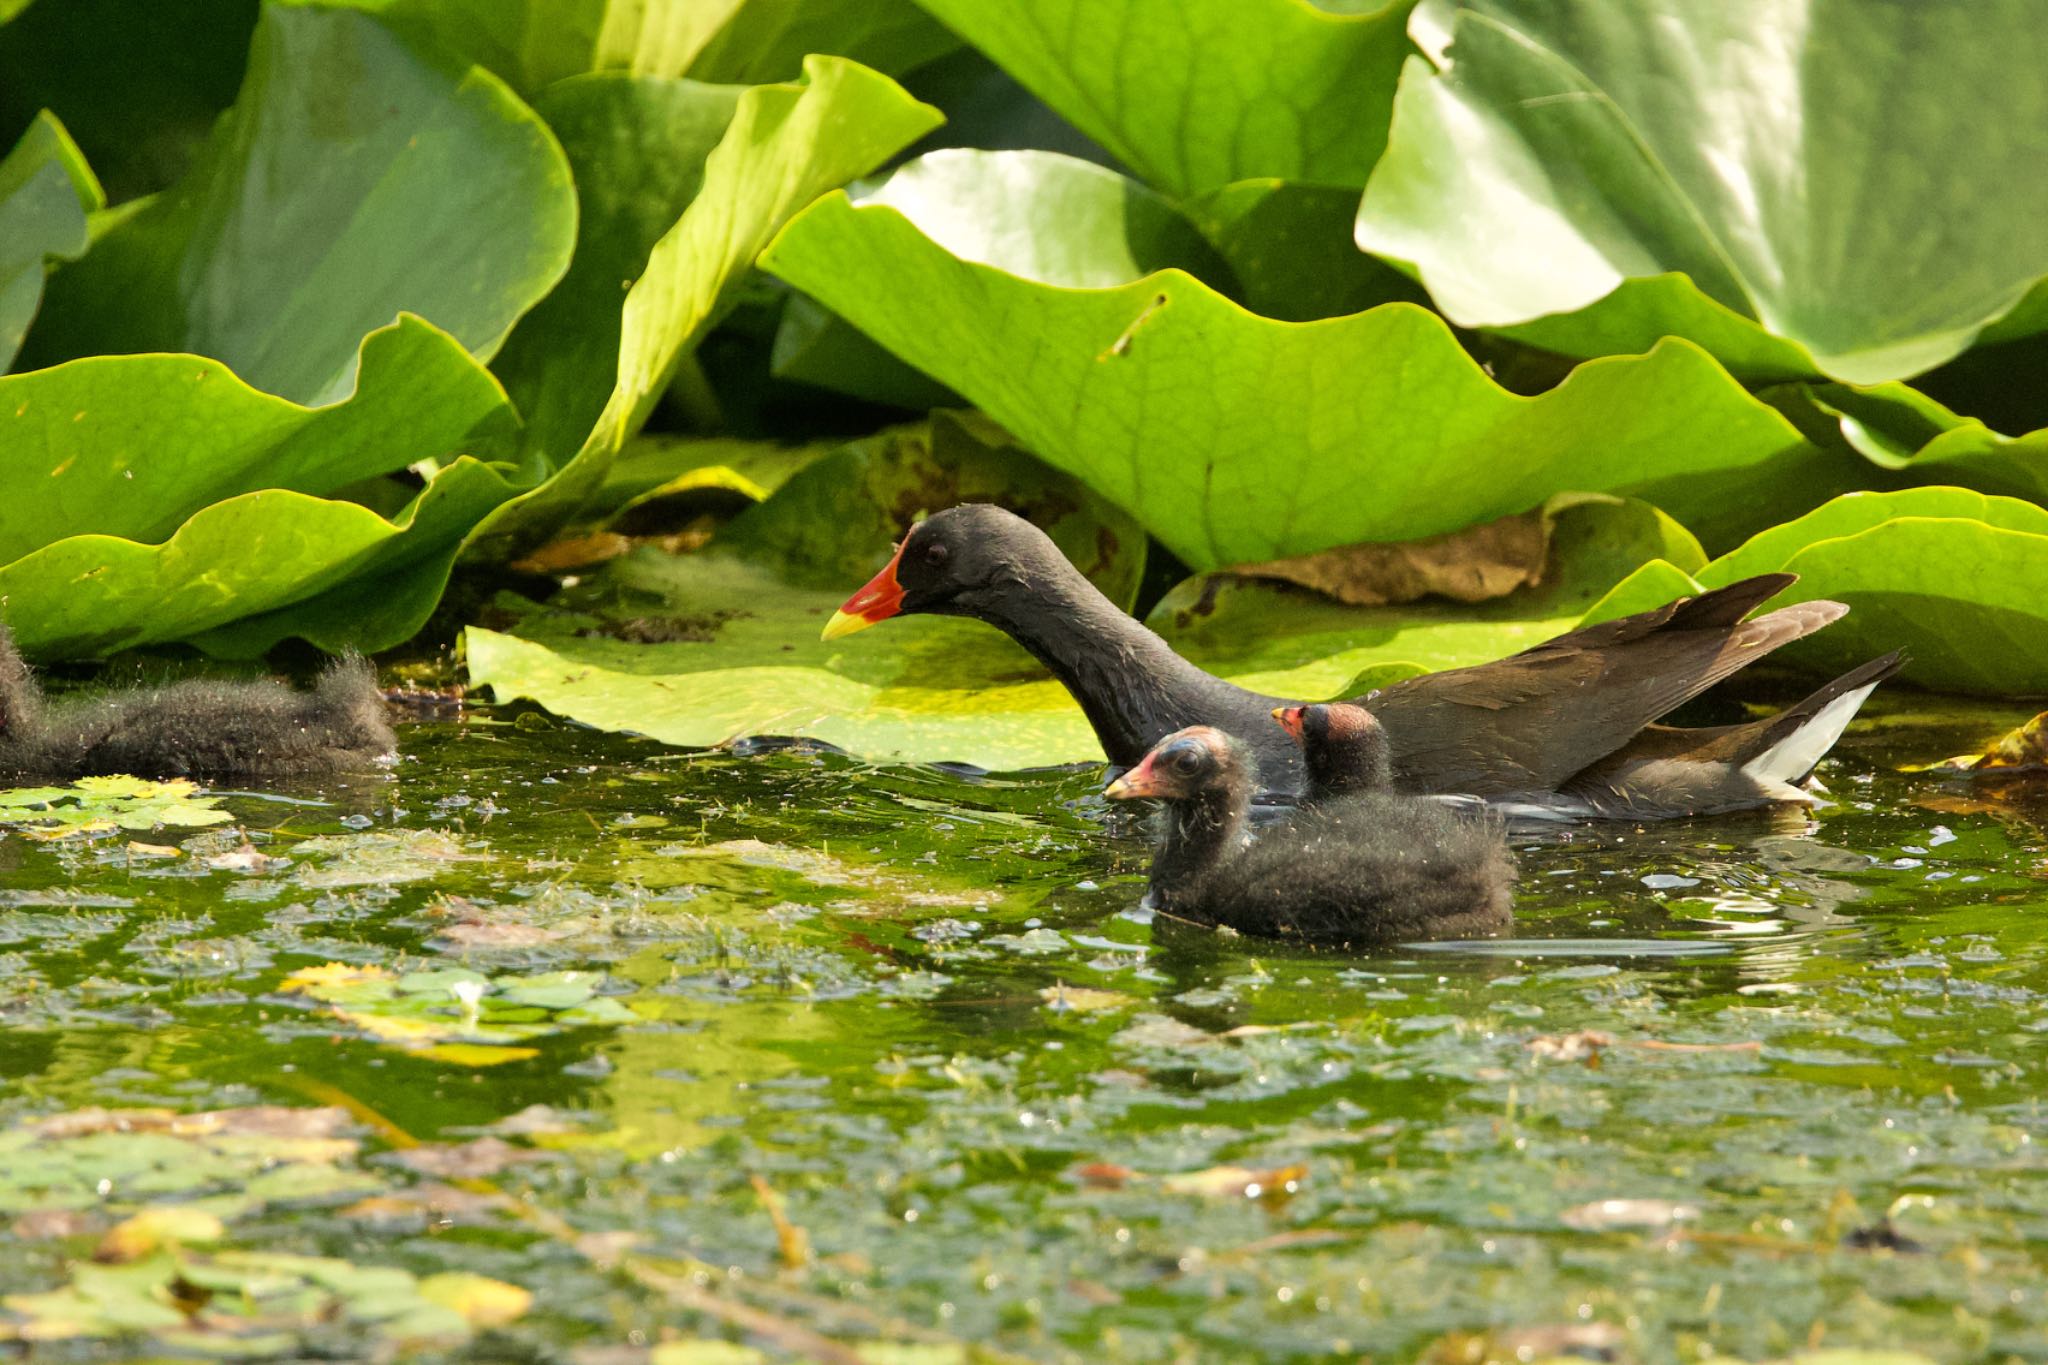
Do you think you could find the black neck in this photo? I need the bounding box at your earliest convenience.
[971,567,1232,767]
[1309,748,1391,799]
[1148,779,1249,907]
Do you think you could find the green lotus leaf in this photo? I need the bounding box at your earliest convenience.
[679,0,957,85]
[1148,493,1705,702]
[1587,489,2048,695]
[333,0,609,95]
[1355,0,2048,384]
[463,56,941,560]
[335,0,948,94]
[761,179,1840,566]
[1763,380,2048,512]
[467,417,1150,769]
[1182,179,1426,322]
[0,0,253,202]
[768,147,1232,406]
[596,432,839,528]
[0,111,99,372]
[914,0,1416,196]
[491,74,744,468]
[23,3,576,405]
[0,458,521,659]
[0,315,512,567]
[470,475,1689,769]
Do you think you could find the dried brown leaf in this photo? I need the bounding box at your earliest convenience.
[389,1136,536,1180]
[1930,710,2048,772]
[1231,509,1547,607]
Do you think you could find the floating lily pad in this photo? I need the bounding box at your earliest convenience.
[468,415,1152,768]
[0,777,233,837]
[0,1105,366,1220]
[281,962,637,1063]
[0,1248,527,1350]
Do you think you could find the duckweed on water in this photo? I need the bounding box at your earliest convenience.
[0,702,2044,1361]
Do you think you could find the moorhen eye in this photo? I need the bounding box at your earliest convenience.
[924,541,949,567]
[1171,748,1202,775]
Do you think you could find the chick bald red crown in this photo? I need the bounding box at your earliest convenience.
[821,539,908,641]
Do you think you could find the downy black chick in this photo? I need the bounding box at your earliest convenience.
[1104,725,1515,947]
[0,629,395,780]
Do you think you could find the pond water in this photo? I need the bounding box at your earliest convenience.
[0,696,2045,1362]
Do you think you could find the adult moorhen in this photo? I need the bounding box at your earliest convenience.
[1104,725,1515,946]
[0,628,395,780]
[823,505,1896,816]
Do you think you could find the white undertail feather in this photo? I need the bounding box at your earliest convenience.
[1740,681,1883,792]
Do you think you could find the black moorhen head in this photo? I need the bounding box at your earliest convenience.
[1106,726,1515,947]
[827,504,1899,818]
[0,628,395,781]
[1273,702,1393,802]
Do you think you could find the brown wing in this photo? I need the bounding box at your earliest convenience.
[1360,575,1846,796]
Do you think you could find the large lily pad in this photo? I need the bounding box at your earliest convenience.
[490,74,743,467]
[0,316,511,565]
[913,0,1417,196]
[0,111,98,372]
[467,419,1149,769]
[24,3,576,405]
[1354,0,2048,384]
[1587,489,2048,695]
[761,176,1840,565]
[463,55,940,559]
[469,455,1698,768]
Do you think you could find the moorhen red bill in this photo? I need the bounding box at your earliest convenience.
[0,626,395,779]
[822,505,1899,818]
[1104,725,1515,946]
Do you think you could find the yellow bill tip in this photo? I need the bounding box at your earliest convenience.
[820,609,875,642]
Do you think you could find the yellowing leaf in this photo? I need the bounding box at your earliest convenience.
[1037,985,1133,1014]
[416,1271,532,1328]
[280,962,392,993]
[417,1043,540,1068]
[95,1207,225,1263]
[1159,1163,1308,1200]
